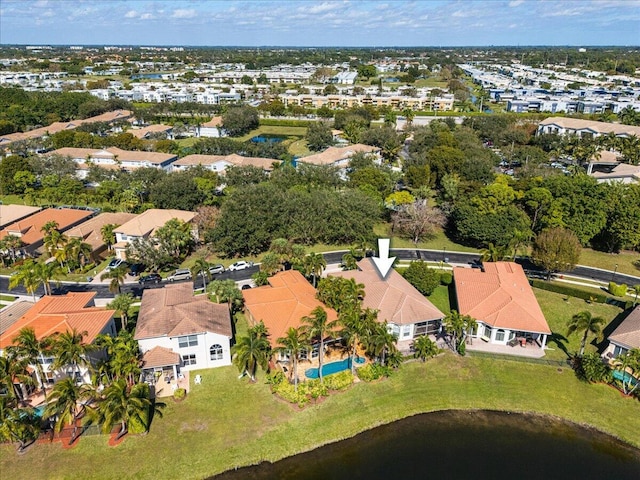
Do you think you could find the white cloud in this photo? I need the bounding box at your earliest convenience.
[307,2,342,14]
[172,8,197,19]
[140,13,154,20]
[125,10,138,19]
[509,0,524,6]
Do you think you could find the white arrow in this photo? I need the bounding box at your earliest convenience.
[372,238,396,278]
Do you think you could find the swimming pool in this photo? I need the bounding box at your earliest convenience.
[612,369,638,386]
[305,356,365,379]
[34,404,47,418]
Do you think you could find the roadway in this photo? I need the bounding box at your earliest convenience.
[1,249,638,299]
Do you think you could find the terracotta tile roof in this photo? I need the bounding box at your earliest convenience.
[173,153,281,171]
[0,208,94,246]
[130,124,172,139]
[592,163,640,181]
[608,306,640,350]
[172,154,228,167]
[224,153,281,170]
[0,110,132,146]
[453,262,551,334]
[242,270,338,347]
[0,205,42,229]
[0,300,35,336]
[331,259,444,325]
[135,283,232,340]
[0,292,115,349]
[297,144,381,166]
[65,212,137,252]
[539,117,640,137]
[114,209,196,237]
[141,346,181,368]
[202,116,223,128]
[49,147,176,165]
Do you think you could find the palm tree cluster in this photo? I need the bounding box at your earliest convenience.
[0,325,161,450]
[41,221,93,274]
[443,310,477,355]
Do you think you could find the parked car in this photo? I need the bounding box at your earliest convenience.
[167,268,192,282]
[128,263,145,276]
[208,264,225,275]
[139,273,162,285]
[105,258,125,272]
[228,261,254,271]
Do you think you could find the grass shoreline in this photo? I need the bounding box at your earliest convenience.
[2,356,639,480]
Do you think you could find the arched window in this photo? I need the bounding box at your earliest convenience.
[210,344,223,361]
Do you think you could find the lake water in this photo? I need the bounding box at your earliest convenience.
[212,410,640,480]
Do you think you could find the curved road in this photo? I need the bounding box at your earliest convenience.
[1,249,638,299]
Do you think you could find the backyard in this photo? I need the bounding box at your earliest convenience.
[1,354,638,480]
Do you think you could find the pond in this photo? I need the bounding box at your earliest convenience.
[212,410,640,480]
[250,135,285,143]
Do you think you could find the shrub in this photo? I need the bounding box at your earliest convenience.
[402,261,441,295]
[272,379,309,408]
[323,370,354,391]
[608,282,628,297]
[457,341,466,356]
[129,383,151,434]
[173,387,187,400]
[440,272,453,285]
[305,379,328,400]
[357,363,391,382]
[530,279,608,303]
[576,352,612,383]
[266,371,285,386]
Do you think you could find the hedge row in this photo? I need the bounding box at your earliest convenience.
[530,279,609,303]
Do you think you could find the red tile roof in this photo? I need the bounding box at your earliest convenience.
[453,262,551,334]
[135,283,232,340]
[331,258,444,325]
[0,208,94,246]
[141,346,181,368]
[608,305,640,350]
[242,270,338,347]
[0,292,115,349]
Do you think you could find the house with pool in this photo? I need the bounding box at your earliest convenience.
[453,262,551,358]
[242,269,338,365]
[330,258,445,353]
[0,292,116,401]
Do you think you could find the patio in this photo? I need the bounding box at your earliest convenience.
[465,338,547,359]
[144,370,190,398]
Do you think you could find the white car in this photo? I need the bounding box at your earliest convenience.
[228,261,254,271]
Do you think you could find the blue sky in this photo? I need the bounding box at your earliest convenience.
[1,0,639,47]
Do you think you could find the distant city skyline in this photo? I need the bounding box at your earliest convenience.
[1,0,639,47]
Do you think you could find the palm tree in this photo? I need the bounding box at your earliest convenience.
[9,260,40,301]
[43,228,64,259]
[94,380,161,439]
[301,307,335,383]
[275,327,309,392]
[567,310,606,357]
[191,257,210,292]
[33,259,62,295]
[443,310,477,355]
[10,327,51,400]
[340,306,377,375]
[101,224,118,252]
[367,322,398,367]
[107,293,135,331]
[67,237,93,270]
[51,328,95,384]
[480,242,509,262]
[0,401,40,452]
[100,265,128,295]
[44,378,93,443]
[303,252,327,288]
[231,325,271,382]
[0,352,32,405]
[0,234,24,264]
[413,335,439,362]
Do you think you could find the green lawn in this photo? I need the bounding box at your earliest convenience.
[2,355,638,480]
[0,294,16,302]
[374,225,480,254]
[579,248,640,278]
[534,288,624,361]
[427,285,451,314]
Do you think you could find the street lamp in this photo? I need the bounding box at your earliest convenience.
[611,264,618,283]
